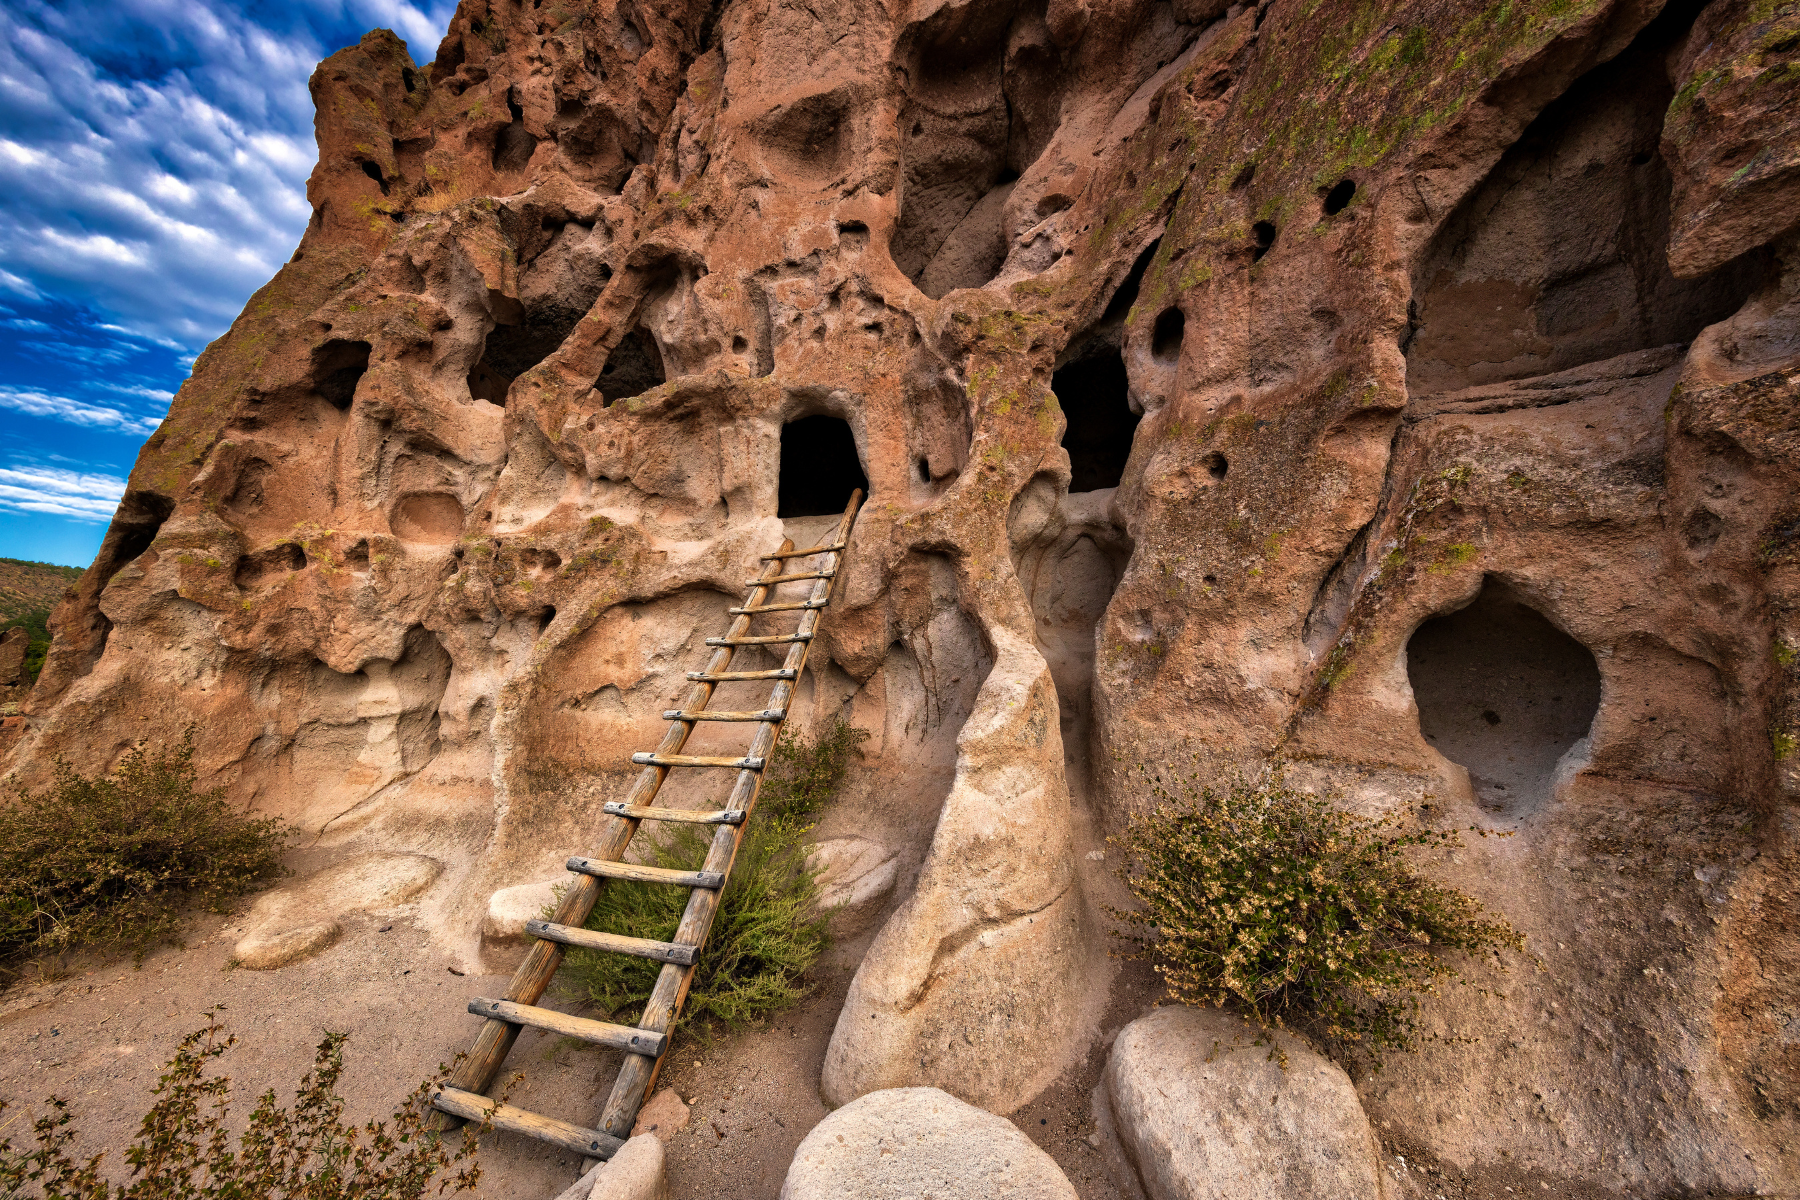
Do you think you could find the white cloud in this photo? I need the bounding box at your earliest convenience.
[0,386,165,434]
[0,461,128,521]
[0,0,459,348]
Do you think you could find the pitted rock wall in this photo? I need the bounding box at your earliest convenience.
[6,0,1798,1192]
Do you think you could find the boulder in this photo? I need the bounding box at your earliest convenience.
[1095,1005,1384,1200]
[233,853,441,970]
[629,1087,690,1142]
[590,1134,666,1200]
[780,1087,1076,1200]
[821,631,1091,1113]
[482,876,563,944]
[548,1134,666,1200]
[805,836,898,935]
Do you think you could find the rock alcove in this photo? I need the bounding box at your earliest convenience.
[1406,577,1602,820]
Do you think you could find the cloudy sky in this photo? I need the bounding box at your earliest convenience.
[0,0,458,567]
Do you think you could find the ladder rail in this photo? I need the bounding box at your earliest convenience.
[438,538,798,1105]
[596,493,861,1137]
[433,488,862,1152]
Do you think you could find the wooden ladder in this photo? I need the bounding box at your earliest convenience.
[430,491,862,1159]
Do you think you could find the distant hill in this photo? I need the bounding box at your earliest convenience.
[1,558,83,685]
[0,556,83,626]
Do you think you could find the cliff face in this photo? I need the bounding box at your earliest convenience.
[8,0,1799,1190]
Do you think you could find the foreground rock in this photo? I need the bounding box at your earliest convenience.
[781,1087,1076,1200]
[821,633,1091,1113]
[232,853,441,969]
[1095,1006,1383,1200]
[550,1134,666,1200]
[629,1088,690,1142]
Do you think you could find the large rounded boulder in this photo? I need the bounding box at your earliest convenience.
[781,1086,1077,1200]
[1096,1005,1385,1200]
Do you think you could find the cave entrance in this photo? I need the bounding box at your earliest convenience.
[1406,576,1601,820]
[778,416,868,518]
[1053,348,1139,492]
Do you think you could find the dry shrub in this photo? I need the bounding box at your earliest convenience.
[559,718,867,1035]
[0,1014,481,1199]
[0,734,287,978]
[1112,764,1528,1065]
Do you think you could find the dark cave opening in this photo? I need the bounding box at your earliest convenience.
[778,416,868,518]
[596,328,667,406]
[1053,348,1140,493]
[1406,576,1601,820]
[468,300,598,406]
[1323,178,1356,215]
[1251,221,1277,263]
[1152,307,1185,363]
[311,340,372,410]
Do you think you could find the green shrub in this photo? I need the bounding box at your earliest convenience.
[0,1014,482,1199]
[0,734,288,977]
[2,606,53,686]
[1112,765,1528,1065]
[558,718,867,1035]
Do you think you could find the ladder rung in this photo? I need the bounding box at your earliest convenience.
[705,633,810,646]
[662,708,785,722]
[431,1087,625,1158]
[728,601,826,614]
[687,667,797,681]
[526,920,699,965]
[761,541,846,560]
[744,570,834,585]
[605,801,745,824]
[631,752,764,770]
[465,998,666,1056]
[567,856,725,889]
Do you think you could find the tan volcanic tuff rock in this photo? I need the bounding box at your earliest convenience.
[780,1087,1077,1200]
[549,1134,667,1200]
[6,0,1799,1190]
[805,835,899,935]
[822,628,1090,1113]
[233,853,441,969]
[1095,1006,1384,1200]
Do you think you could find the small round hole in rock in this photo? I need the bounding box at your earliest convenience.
[1323,179,1356,215]
[1251,222,1277,262]
[1204,452,1227,480]
[1151,308,1185,363]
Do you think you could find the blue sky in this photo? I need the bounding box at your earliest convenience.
[0,0,457,568]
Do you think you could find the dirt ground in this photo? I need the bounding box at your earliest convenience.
[0,866,1600,1200]
[0,888,1159,1200]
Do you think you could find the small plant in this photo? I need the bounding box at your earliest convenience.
[1111,764,1527,1066]
[2,606,54,686]
[0,1014,482,1199]
[0,733,288,978]
[558,719,867,1036]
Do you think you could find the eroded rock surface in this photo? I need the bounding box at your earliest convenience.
[780,1087,1077,1200]
[5,0,1798,1189]
[233,852,441,969]
[1096,1006,1383,1200]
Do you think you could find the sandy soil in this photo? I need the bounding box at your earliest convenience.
[1,895,1611,1200]
[0,882,1166,1200]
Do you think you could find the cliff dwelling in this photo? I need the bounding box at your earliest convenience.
[1,0,1797,1196]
